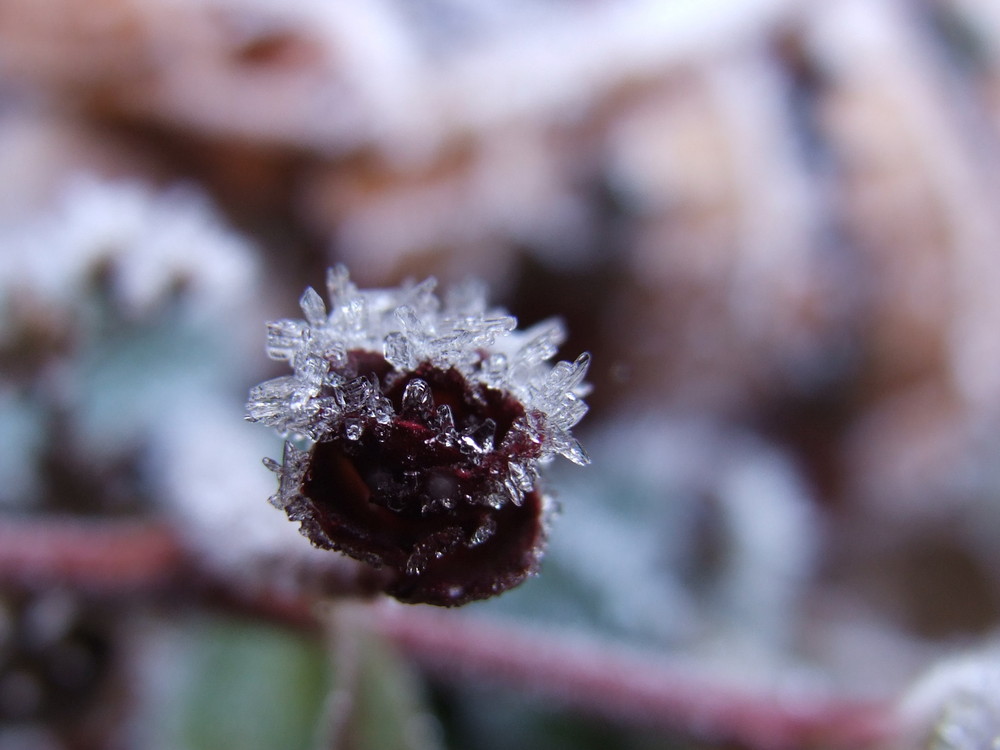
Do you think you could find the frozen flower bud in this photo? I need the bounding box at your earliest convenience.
[246,266,590,606]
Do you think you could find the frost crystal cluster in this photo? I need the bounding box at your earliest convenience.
[246,266,590,605]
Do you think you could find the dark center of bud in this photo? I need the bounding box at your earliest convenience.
[296,351,546,606]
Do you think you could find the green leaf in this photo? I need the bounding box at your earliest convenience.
[327,611,443,750]
[151,615,330,750]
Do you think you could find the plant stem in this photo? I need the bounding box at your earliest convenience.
[368,602,895,750]
[0,515,896,749]
[0,516,185,592]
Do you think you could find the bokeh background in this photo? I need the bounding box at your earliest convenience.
[3,0,1000,748]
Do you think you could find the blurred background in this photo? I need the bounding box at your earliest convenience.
[3,0,1000,747]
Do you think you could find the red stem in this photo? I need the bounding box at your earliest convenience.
[368,603,894,750]
[0,515,896,749]
[0,516,186,592]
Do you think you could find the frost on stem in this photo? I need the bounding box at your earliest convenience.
[246,266,590,606]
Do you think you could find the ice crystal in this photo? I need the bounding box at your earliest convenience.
[246,266,590,605]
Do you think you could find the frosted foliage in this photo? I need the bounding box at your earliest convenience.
[538,415,818,651]
[0,176,256,320]
[246,265,591,472]
[158,401,337,586]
